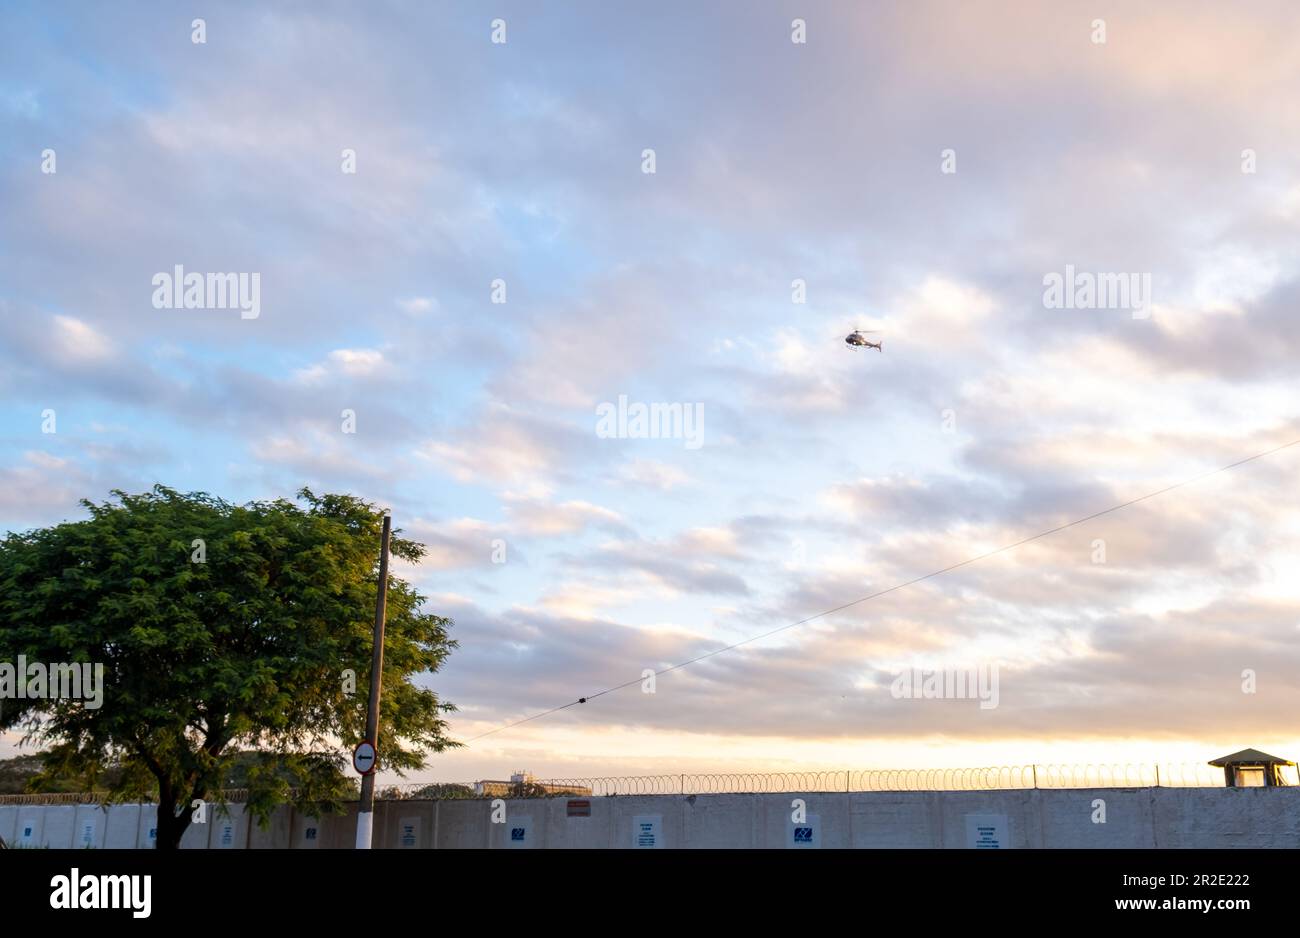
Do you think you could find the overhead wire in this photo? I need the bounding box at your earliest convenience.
[466,434,1300,743]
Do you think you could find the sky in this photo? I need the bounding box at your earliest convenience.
[2,1,1300,786]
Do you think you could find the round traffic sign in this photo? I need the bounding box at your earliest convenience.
[353,741,377,775]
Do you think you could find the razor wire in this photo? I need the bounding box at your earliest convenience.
[0,761,1263,805]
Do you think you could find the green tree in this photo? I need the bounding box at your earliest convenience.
[0,486,457,848]
[0,753,112,795]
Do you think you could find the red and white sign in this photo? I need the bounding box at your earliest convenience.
[353,741,377,775]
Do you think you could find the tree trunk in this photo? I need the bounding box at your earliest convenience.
[154,789,192,850]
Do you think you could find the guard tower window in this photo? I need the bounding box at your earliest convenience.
[1234,767,1266,787]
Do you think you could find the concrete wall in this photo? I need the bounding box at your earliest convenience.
[1,802,156,849]
[3,788,1297,848]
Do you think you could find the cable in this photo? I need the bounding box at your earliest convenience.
[465,434,1300,742]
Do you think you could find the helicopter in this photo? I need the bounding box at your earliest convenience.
[845,329,882,351]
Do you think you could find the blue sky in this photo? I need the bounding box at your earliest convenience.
[3,1,1300,782]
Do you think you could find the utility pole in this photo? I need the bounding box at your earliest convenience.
[355,511,391,850]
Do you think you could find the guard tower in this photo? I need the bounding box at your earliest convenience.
[1208,748,1296,787]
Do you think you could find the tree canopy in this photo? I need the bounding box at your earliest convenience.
[0,485,457,848]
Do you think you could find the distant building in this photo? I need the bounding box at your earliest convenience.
[1209,748,1296,787]
[473,770,592,797]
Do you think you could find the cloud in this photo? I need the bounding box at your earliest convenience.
[294,348,386,384]
[4,1,1300,775]
[565,525,753,598]
[417,405,600,486]
[397,296,437,316]
[502,493,627,537]
[404,517,508,571]
[616,458,691,491]
[0,452,90,526]
[51,315,114,363]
